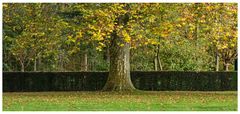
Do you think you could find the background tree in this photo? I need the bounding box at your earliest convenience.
[204,3,237,71]
[3,3,237,91]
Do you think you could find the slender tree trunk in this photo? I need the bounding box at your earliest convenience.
[102,32,135,91]
[216,51,219,71]
[59,52,64,71]
[20,62,25,72]
[154,45,158,71]
[38,56,42,71]
[157,54,163,71]
[224,63,230,71]
[154,44,163,71]
[80,50,88,71]
[157,45,163,71]
[73,57,76,71]
[225,64,229,71]
[34,57,37,71]
[224,58,231,71]
[154,56,158,71]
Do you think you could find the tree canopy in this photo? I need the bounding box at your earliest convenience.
[3,3,237,72]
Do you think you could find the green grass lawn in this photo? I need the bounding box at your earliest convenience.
[3,91,237,111]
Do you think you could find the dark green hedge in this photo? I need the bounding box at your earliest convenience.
[3,71,237,92]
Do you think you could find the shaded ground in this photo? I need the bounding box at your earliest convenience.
[3,91,237,111]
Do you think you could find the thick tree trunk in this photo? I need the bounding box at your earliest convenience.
[106,47,110,65]
[103,6,135,91]
[102,33,135,91]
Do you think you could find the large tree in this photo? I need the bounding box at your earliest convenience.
[201,3,237,71]
[70,3,170,91]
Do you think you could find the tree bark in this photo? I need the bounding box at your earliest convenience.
[80,50,88,71]
[102,5,135,92]
[34,57,37,71]
[154,44,163,71]
[154,56,158,71]
[157,54,163,71]
[38,56,42,71]
[20,62,25,72]
[224,63,230,71]
[59,52,64,71]
[216,55,219,71]
[157,45,163,71]
[102,32,135,92]
[215,51,219,71]
[106,47,110,65]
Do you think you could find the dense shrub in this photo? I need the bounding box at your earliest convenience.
[3,71,237,92]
